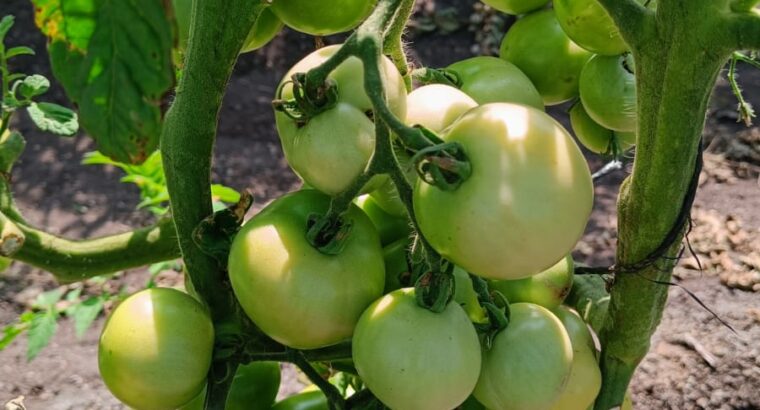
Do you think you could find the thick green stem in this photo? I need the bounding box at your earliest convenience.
[383,0,415,89]
[11,217,180,282]
[160,0,263,408]
[593,2,735,408]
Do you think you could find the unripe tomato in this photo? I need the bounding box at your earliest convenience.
[473,303,573,410]
[570,103,636,155]
[240,8,284,53]
[489,254,574,310]
[382,238,411,293]
[554,0,627,55]
[355,194,411,246]
[414,103,593,280]
[370,84,476,216]
[460,395,487,410]
[353,288,482,410]
[551,307,601,410]
[270,0,376,36]
[98,288,214,410]
[275,45,406,195]
[271,391,328,410]
[447,57,544,110]
[579,54,637,132]
[453,267,488,323]
[179,362,281,410]
[480,0,550,15]
[500,10,592,105]
[228,190,385,349]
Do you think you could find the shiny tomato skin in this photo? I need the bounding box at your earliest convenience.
[228,190,385,349]
[447,56,544,110]
[489,254,574,310]
[500,10,593,105]
[413,103,594,280]
[551,307,601,410]
[275,45,406,195]
[355,194,411,246]
[480,0,550,15]
[353,288,482,410]
[570,103,636,154]
[473,303,573,410]
[554,0,627,55]
[270,0,376,36]
[579,54,637,132]
[98,288,214,410]
[240,8,284,53]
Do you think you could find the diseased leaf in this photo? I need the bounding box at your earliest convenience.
[70,297,103,338]
[27,311,58,361]
[32,0,174,164]
[17,75,50,99]
[27,102,79,136]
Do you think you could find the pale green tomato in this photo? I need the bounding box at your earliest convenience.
[554,0,627,55]
[414,103,594,280]
[579,54,637,132]
[228,190,385,349]
[474,303,573,410]
[275,45,406,195]
[382,238,411,293]
[98,288,214,410]
[355,194,411,246]
[490,254,574,310]
[453,267,488,323]
[448,56,544,110]
[570,103,636,154]
[353,288,482,410]
[270,0,376,36]
[240,8,284,53]
[500,10,593,105]
[480,0,551,15]
[551,307,601,410]
[405,84,478,132]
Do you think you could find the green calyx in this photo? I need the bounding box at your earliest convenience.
[272,73,339,125]
[414,263,455,313]
[411,131,472,191]
[305,213,355,255]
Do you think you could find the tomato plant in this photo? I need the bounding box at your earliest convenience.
[98,288,214,410]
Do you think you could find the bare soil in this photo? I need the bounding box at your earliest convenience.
[1,1,759,409]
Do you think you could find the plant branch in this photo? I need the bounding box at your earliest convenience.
[596,0,653,49]
[724,10,760,50]
[383,0,415,89]
[11,217,180,282]
[290,349,346,410]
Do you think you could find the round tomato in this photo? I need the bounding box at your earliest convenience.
[473,303,573,410]
[228,190,385,349]
[98,288,214,410]
[551,307,601,410]
[554,0,627,55]
[447,57,543,110]
[489,254,574,310]
[275,45,406,195]
[570,103,636,155]
[353,288,481,410]
[355,194,411,246]
[579,54,637,132]
[271,391,328,410]
[270,0,376,36]
[480,0,550,15]
[500,10,592,105]
[240,8,284,53]
[413,103,594,280]
[179,362,281,410]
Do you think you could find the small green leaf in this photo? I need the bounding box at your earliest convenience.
[27,311,58,361]
[70,297,103,338]
[0,15,14,42]
[7,73,27,83]
[33,288,65,309]
[0,131,27,174]
[27,102,79,136]
[0,323,27,350]
[0,256,11,273]
[18,75,50,99]
[211,184,241,204]
[6,46,35,58]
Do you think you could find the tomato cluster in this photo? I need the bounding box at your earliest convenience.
[96,1,645,409]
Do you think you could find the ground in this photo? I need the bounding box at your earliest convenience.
[1,1,759,409]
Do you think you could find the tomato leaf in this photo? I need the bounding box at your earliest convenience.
[33,288,65,309]
[26,311,58,361]
[70,296,104,338]
[211,184,242,204]
[17,75,50,99]
[0,15,14,42]
[0,323,27,350]
[32,0,174,164]
[0,131,26,174]
[27,102,79,136]
[6,46,36,59]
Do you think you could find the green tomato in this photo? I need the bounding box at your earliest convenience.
[453,267,488,323]
[551,307,601,410]
[240,8,284,53]
[570,103,636,155]
[271,391,328,410]
[460,395,487,410]
[353,288,482,410]
[179,362,281,410]
[368,174,408,217]
[474,303,573,410]
[480,0,551,15]
[275,45,406,195]
[500,10,593,105]
[447,56,543,110]
[579,54,637,132]
[270,0,376,36]
[98,288,214,410]
[355,194,411,246]
[414,103,594,280]
[490,254,574,310]
[228,190,385,349]
[382,238,411,293]
[554,0,627,55]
